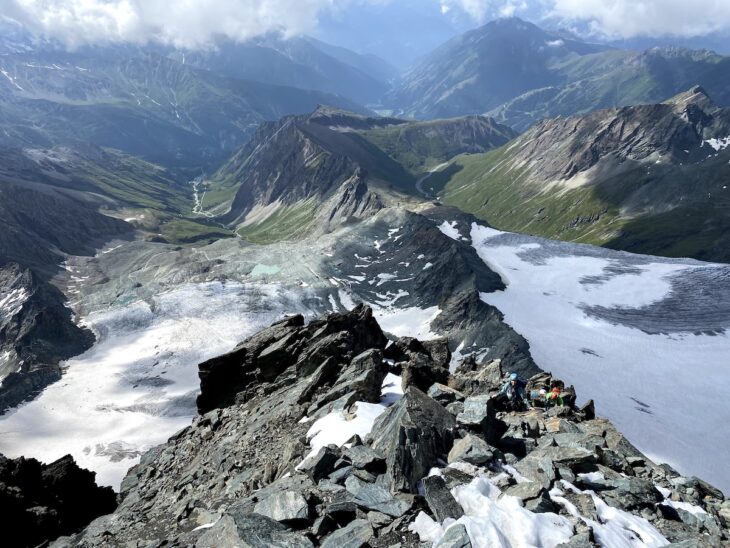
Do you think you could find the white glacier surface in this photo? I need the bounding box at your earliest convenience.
[470,224,730,493]
[0,281,310,488]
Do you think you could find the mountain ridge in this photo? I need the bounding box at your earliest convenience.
[436,86,730,262]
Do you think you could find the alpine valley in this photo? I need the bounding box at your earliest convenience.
[0,11,728,548]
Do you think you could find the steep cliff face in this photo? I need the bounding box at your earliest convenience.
[438,87,730,262]
[0,263,94,413]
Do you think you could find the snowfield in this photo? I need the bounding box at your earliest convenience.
[470,224,730,494]
[0,281,312,488]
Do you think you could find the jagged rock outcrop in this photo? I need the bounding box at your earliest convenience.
[369,387,456,493]
[54,307,728,547]
[0,263,95,413]
[197,304,387,413]
[505,86,730,184]
[0,453,117,548]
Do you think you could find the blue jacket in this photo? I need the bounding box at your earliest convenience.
[499,379,528,403]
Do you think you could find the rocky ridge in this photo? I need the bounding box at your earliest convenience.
[438,87,730,262]
[209,108,514,241]
[0,263,95,413]
[53,306,729,547]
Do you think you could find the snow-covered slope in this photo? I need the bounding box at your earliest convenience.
[468,224,730,493]
[0,281,313,487]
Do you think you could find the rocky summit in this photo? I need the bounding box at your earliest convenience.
[35,306,729,547]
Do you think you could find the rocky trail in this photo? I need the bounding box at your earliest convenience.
[16,305,725,548]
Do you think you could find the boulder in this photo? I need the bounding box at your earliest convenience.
[344,476,412,517]
[320,518,373,548]
[369,387,456,493]
[525,446,597,473]
[401,354,449,392]
[514,456,557,490]
[428,383,465,404]
[344,445,385,471]
[197,509,313,548]
[315,350,388,409]
[423,475,464,522]
[422,338,452,369]
[253,491,310,524]
[456,394,507,444]
[503,481,544,501]
[448,434,501,466]
[299,445,341,483]
[450,358,503,396]
[436,523,473,547]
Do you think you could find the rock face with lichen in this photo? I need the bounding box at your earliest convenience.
[47,307,728,547]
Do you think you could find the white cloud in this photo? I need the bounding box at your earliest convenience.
[0,0,345,49]
[4,0,730,50]
[550,0,730,39]
[438,0,531,23]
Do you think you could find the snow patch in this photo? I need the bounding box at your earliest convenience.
[703,136,730,151]
[410,475,574,547]
[551,480,668,547]
[372,306,441,340]
[439,221,464,241]
[298,373,403,466]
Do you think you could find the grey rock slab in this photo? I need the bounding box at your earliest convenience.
[428,383,465,404]
[436,523,473,547]
[448,434,501,466]
[503,481,544,501]
[253,490,310,523]
[423,475,465,522]
[345,445,385,469]
[456,394,506,444]
[345,475,412,517]
[526,445,597,471]
[370,386,456,493]
[197,511,314,548]
[320,518,374,548]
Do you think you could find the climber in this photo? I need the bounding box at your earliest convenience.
[494,372,530,411]
[545,386,564,407]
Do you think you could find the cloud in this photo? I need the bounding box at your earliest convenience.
[550,0,730,38]
[4,0,730,51]
[0,0,345,49]
[438,0,530,23]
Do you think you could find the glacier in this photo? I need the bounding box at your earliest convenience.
[470,224,730,494]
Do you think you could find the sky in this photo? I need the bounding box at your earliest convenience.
[2,0,730,64]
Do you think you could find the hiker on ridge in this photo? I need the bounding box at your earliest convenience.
[495,372,530,411]
[545,386,565,407]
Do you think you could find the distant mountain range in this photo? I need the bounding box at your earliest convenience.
[385,18,730,131]
[0,49,366,170]
[168,36,397,105]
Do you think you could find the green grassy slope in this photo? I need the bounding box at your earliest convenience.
[438,147,730,262]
